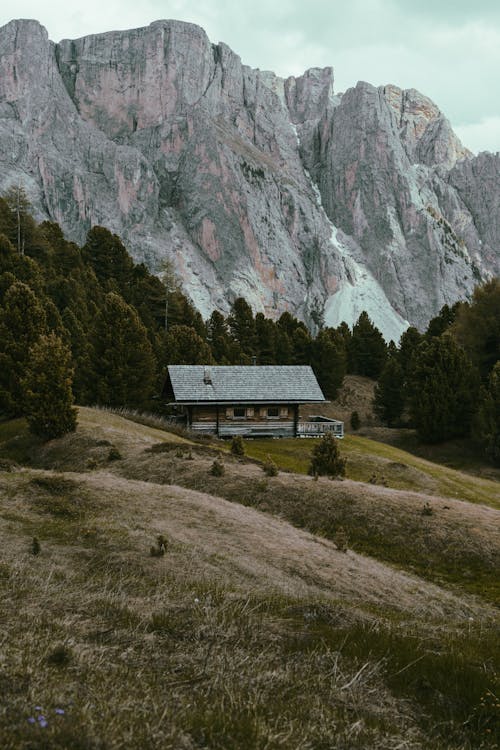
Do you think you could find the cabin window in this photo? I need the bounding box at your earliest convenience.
[233,407,246,419]
[266,406,279,418]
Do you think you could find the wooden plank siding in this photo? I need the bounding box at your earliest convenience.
[191,421,296,437]
[189,404,297,437]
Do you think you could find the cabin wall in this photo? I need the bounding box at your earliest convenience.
[190,404,297,437]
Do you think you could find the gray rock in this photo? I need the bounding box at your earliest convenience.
[0,18,498,338]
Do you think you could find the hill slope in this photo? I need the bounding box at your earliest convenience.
[0,408,498,748]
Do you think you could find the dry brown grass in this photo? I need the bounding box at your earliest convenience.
[1,408,499,748]
[116,441,500,603]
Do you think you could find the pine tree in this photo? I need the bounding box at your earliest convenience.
[311,328,346,399]
[452,279,500,379]
[473,361,500,465]
[158,258,179,332]
[255,313,277,364]
[373,358,405,426]
[167,290,206,336]
[207,310,237,365]
[0,281,47,415]
[308,432,346,477]
[398,326,423,377]
[44,299,67,339]
[291,326,312,365]
[163,324,213,365]
[83,226,134,291]
[21,333,77,439]
[349,311,387,378]
[274,328,293,365]
[409,336,480,443]
[90,292,157,408]
[228,298,257,359]
[61,307,93,403]
[1,186,32,254]
[426,303,460,338]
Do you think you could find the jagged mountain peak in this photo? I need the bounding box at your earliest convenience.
[0,17,497,339]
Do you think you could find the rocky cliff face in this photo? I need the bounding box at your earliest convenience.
[0,18,498,339]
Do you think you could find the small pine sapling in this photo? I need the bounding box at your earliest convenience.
[150,534,168,557]
[47,644,73,667]
[308,432,346,478]
[263,455,278,477]
[31,537,41,555]
[107,447,122,461]
[334,526,349,552]
[210,458,225,476]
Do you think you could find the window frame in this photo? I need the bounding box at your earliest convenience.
[266,406,280,419]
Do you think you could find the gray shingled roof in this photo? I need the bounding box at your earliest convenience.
[167,365,326,404]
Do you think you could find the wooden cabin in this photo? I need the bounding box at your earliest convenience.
[163,365,344,438]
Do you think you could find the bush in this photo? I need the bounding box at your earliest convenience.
[210,458,225,477]
[334,526,348,552]
[230,435,245,456]
[47,644,73,667]
[308,432,346,478]
[262,455,278,477]
[31,537,41,555]
[107,447,122,461]
[0,458,17,472]
[21,333,77,440]
[150,535,167,557]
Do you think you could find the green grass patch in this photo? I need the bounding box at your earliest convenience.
[244,436,500,509]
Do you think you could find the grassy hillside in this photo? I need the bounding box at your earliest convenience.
[243,435,500,509]
[0,408,498,749]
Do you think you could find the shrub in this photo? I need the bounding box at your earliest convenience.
[210,458,225,477]
[334,526,349,552]
[350,411,360,431]
[47,644,73,667]
[30,476,77,495]
[147,442,181,454]
[262,455,278,477]
[107,447,122,461]
[230,435,245,456]
[150,534,167,557]
[0,458,17,472]
[31,537,41,555]
[21,333,77,440]
[308,432,346,478]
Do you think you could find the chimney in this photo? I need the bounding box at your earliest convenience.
[203,367,212,385]
[251,356,257,366]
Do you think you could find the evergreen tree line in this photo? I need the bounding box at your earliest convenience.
[373,285,500,463]
[0,192,391,433]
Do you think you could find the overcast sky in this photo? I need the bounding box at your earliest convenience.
[1,0,499,154]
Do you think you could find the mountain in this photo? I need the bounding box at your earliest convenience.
[0,18,498,340]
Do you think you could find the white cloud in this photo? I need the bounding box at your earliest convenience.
[454,117,500,155]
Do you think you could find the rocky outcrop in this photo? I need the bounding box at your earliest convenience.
[0,18,498,338]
